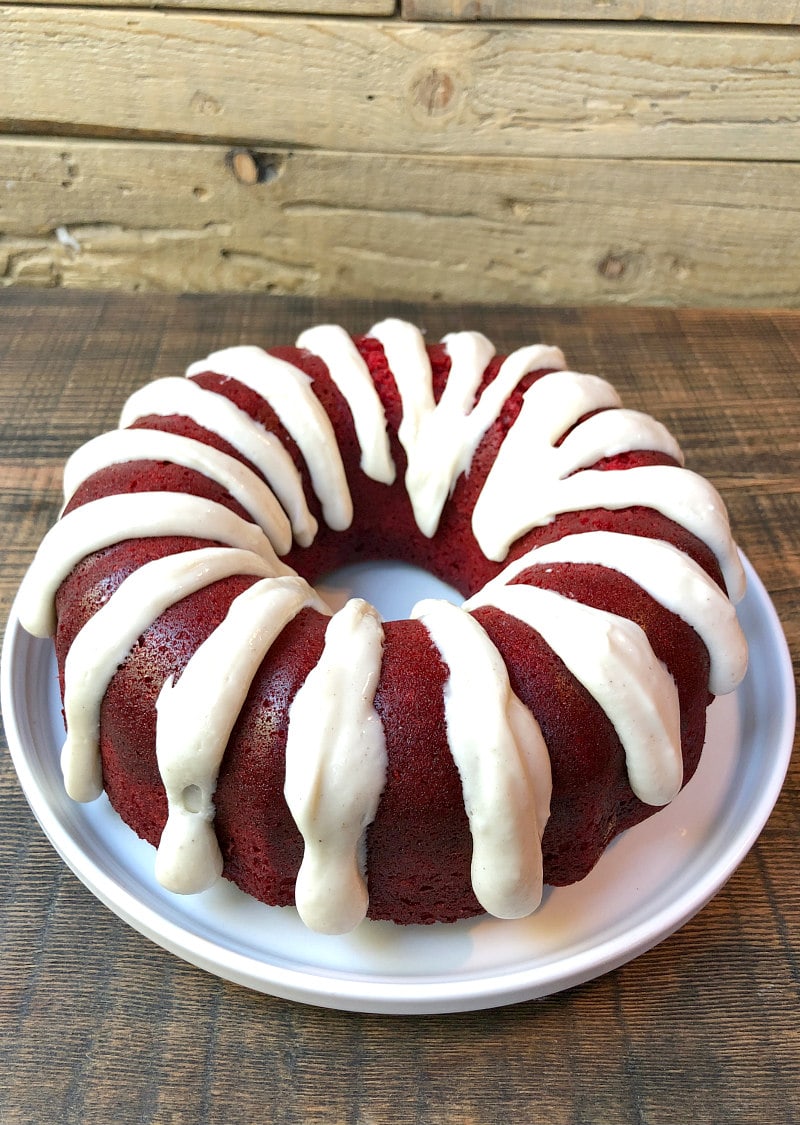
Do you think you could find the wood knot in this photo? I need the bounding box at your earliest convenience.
[597,250,644,283]
[411,68,456,117]
[598,253,628,280]
[190,90,222,117]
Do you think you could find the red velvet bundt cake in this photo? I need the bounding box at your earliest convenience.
[17,318,748,933]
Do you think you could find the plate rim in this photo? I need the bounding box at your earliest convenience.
[1,552,795,1015]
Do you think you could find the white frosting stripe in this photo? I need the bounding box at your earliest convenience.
[559,408,684,472]
[472,371,684,564]
[476,531,748,696]
[468,583,684,807]
[368,319,434,464]
[186,346,353,532]
[296,325,396,486]
[471,366,745,602]
[120,376,317,548]
[412,599,551,918]
[61,548,278,803]
[63,428,293,556]
[155,575,330,895]
[487,464,745,603]
[16,492,294,638]
[368,319,567,537]
[464,341,568,443]
[403,330,497,536]
[284,598,387,934]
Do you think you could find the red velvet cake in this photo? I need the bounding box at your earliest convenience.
[17,319,748,932]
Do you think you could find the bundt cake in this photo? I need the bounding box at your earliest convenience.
[16,318,748,934]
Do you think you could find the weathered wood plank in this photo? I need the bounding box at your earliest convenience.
[15,0,397,10]
[402,0,800,23]
[1,9,799,159]
[2,137,799,305]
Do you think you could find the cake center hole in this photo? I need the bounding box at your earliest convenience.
[317,560,462,620]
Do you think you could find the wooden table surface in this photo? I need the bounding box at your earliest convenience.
[1,291,797,1125]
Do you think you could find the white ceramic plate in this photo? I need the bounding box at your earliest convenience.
[1,556,794,1015]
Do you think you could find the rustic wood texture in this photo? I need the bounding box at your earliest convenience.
[3,10,799,161]
[15,0,396,10]
[2,5,799,305]
[3,137,800,306]
[402,0,800,22]
[0,292,798,1125]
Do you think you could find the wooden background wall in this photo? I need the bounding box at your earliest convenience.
[1,1,798,306]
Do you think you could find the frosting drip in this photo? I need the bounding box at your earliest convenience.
[469,366,745,603]
[477,530,748,696]
[155,575,330,895]
[367,318,567,537]
[186,345,353,533]
[17,491,292,639]
[295,324,396,486]
[63,427,293,556]
[61,548,278,802]
[467,583,683,806]
[120,376,317,548]
[412,598,551,918]
[284,598,387,934]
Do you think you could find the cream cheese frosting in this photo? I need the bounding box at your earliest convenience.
[120,376,318,548]
[17,492,293,639]
[155,575,330,895]
[63,427,294,556]
[16,319,749,933]
[61,547,279,803]
[284,597,387,934]
[411,598,551,918]
[186,345,353,533]
[368,318,568,537]
[469,581,684,806]
[295,324,396,487]
[474,530,747,696]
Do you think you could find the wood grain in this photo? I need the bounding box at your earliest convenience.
[3,138,800,306]
[2,10,799,160]
[402,0,800,22]
[0,292,798,1125]
[12,0,396,9]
